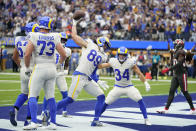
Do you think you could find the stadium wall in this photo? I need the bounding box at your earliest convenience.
[1,37,195,50]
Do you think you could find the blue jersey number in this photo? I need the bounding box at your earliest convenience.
[114,69,129,81]
[87,49,102,66]
[37,40,55,56]
[16,41,28,58]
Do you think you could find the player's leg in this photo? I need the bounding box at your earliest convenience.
[102,87,123,114]
[157,76,179,114]
[84,80,105,125]
[9,79,28,126]
[44,75,56,129]
[179,73,195,114]
[56,75,68,116]
[23,67,45,130]
[57,75,86,110]
[126,86,151,125]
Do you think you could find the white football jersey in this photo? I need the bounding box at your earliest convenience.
[15,36,34,68]
[28,32,60,64]
[109,57,136,87]
[75,38,105,76]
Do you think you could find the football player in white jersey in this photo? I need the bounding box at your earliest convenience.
[56,18,111,126]
[41,32,71,118]
[97,47,152,126]
[23,16,66,130]
[9,22,39,127]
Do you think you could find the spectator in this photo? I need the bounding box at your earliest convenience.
[137,51,147,75]
[151,50,160,80]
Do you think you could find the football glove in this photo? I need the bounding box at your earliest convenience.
[97,80,109,91]
[25,68,32,80]
[144,81,151,92]
[56,63,64,72]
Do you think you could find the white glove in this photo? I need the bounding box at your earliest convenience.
[97,80,109,91]
[144,81,151,92]
[24,67,32,80]
[72,18,83,26]
[56,63,64,72]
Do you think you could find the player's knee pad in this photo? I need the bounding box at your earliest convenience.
[97,94,105,102]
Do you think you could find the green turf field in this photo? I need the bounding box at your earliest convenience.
[0,73,196,107]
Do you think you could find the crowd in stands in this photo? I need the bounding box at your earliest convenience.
[0,0,196,42]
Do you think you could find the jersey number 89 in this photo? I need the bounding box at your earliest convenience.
[87,49,102,67]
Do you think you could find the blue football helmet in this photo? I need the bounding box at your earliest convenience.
[25,22,39,35]
[59,32,68,46]
[39,16,54,30]
[117,46,128,63]
[96,37,111,53]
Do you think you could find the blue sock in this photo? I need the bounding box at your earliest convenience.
[26,101,31,119]
[61,91,68,111]
[14,93,28,110]
[42,97,48,112]
[29,97,38,123]
[101,103,108,115]
[48,98,56,124]
[138,99,147,119]
[57,97,73,111]
[94,94,105,121]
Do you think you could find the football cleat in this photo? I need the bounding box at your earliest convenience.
[42,110,50,126]
[42,122,57,130]
[9,109,17,126]
[156,109,168,114]
[91,120,103,127]
[186,109,196,115]
[144,119,152,126]
[23,122,38,130]
[62,111,68,117]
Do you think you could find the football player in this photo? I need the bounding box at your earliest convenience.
[41,32,71,119]
[9,22,39,127]
[23,16,66,130]
[97,46,152,126]
[56,18,111,126]
[157,39,196,114]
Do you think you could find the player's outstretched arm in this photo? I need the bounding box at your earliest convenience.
[132,65,145,82]
[12,48,20,67]
[71,19,88,48]
[24,40,34,68]
[98,63,111,69]
[133,65,150,92]
[56,43,66,64]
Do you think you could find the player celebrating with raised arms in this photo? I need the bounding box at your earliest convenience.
[56,11,111,126]
[23,16,66,130]
[9,22,39,127]
[97,47,152,126]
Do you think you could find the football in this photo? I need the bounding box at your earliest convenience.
[73,10,85,20]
